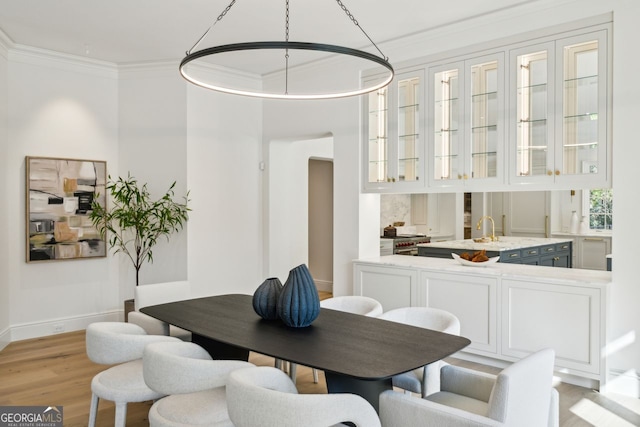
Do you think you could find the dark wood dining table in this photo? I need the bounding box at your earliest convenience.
[141,293,471,411]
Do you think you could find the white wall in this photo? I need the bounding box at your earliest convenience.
[262,70,379,296]
[118,64,189,296]
[6,50,120,340]
[267,136,333,283]
[0,35,9,347]
[186,84,264,297]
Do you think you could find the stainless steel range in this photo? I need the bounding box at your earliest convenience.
[382,234,431,256]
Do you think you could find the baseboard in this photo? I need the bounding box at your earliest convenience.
[0,326,10,352]
[314,279,333,293]
[9,310,122,342]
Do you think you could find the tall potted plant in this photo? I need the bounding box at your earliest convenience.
[89,174,190,287]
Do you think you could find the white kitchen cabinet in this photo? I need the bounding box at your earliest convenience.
[490,191,550,238]
[363,68,425,192]
[361,19,611,194]
[508,29,611,189]
[427,53,505,191]
[353,264,420,311]
[575,235,611,270]
[352,256,610,388]
[421,271,498,355]
[501,278,604,378]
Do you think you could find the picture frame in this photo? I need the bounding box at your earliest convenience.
[26,156,107,262]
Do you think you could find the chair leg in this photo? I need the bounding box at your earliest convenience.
[275,358,282,370]
[289,363,297,383]
[114,402,128,427]
[88,393,99,427]
[312,368,319,384]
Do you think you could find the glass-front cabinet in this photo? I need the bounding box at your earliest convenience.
[556,31,608,188]
[509,30,608,188]
[510,42,555,183]
[361,21,610,193]
[364,69,425,191]
[428,53,504,190]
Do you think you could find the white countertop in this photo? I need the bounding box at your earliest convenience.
[354,255,611,287]
[417,236,573,252]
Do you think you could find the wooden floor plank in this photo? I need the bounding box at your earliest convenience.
[1,327,637,426]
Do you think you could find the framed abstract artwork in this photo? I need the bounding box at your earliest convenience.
[26,156,107,262]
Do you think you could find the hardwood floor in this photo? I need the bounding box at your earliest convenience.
[1,330,639,426]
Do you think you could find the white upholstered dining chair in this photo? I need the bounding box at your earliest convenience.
[128,281,192,340]
[227,366,381,427]
[85,322,180,427]
[379,348,559,427]
[142,341,254,427]
[378,306,460,397]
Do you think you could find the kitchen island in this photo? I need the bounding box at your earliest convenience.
[353,255,610,389]
[417,236,573,267]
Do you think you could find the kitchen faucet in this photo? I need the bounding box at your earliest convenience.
[476,216,498,242]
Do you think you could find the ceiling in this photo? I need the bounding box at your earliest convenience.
[0,0,542,74]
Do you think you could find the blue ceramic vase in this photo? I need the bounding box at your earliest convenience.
[252,277,283,320]
[278,264,320,327]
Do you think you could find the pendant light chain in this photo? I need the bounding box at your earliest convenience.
[187,0,238,55]
[284,0,290,95]
[334,0,388,61]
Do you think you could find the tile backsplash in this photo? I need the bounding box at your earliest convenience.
[380,194,411,230]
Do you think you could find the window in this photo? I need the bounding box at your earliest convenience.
[585,188,612,230]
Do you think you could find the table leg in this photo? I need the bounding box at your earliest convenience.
[192,333,250,360]
[324,371,392,413]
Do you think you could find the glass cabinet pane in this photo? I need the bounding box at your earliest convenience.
[563,40,599,175]
[516,50,548,177]
[433,69,460,181]
[397,77,420,182]
[470,60,498,179]
[368,88,388,183]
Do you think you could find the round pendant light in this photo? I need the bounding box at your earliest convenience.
[179,0,394,100]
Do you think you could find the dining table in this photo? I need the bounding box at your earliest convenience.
[141,293,471,412]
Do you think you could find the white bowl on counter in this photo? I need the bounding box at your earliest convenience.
[451,252,500,267]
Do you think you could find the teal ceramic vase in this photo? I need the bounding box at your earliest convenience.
[277,264,320,327]
[252,277,283,320]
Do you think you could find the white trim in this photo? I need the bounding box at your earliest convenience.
[0,326,10,352]
[8,44,117,79]
[314,279,333,293]
[10,310,122,342]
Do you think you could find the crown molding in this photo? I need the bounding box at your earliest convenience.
[9,44,118,78]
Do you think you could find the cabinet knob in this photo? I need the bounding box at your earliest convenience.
[463,174,468,180]
[555,170,560,176]
[547,170,553,176]
[457,174,462,180]
[392,177,396,182]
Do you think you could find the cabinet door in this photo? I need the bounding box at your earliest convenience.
[577,237,610,270]
[502,279,601,376]
[364,83,390,190]
[353,264,418,311]
[555,30,609,188]
[422,271,498,355]
[393,70,426,190]
[509,42,555,185]
[363,70,425,192]
[502,191,550,237]
[466,53,505,189]
[428,61,465,188]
